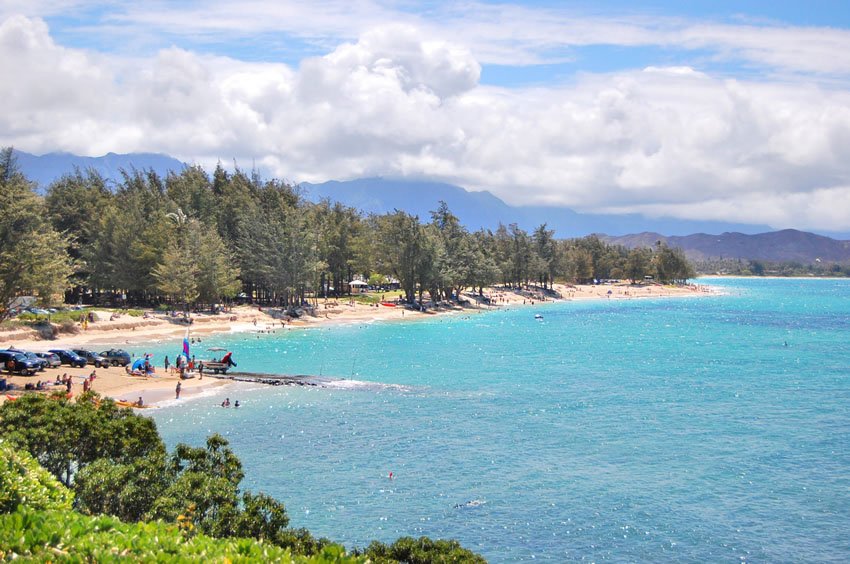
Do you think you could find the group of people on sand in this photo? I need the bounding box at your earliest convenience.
[26,372,82,393]
[125,354,156,377]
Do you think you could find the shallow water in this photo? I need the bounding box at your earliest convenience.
[143,278,850,562]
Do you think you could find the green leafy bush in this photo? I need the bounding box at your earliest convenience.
[0,441,73,513]
[0,508,364,563]
[360,536,487,564]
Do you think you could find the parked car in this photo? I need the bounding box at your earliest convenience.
[34,352,62,368]
[99,348,132,367]
[71,349,108,368]
[19,351,48,371]
[48,349,87,368]
[0,350,40,375]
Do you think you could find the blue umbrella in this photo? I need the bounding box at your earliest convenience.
[131,358,145,371]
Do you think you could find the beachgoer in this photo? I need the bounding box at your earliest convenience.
[136,396,143,407]
[198,363,204,380]
[175,381,181,399]
[234,400,240,408]
[224,398,230,407]
[164,356,170,371]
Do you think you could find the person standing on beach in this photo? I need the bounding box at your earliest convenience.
[175,381,181,399]
[164,356,170,371]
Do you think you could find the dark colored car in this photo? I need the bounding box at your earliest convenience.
[0,350,40,375]
[34,352,62,368]
[72,349,108,368]
[48,349,87,368]
[99,348,132,367]
[20,351,48,371]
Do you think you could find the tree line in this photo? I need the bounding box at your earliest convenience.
[0,146,694,319]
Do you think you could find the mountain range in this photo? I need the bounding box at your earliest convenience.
[14,150,185,190]
[12,150,850,263]
[601,230,850,263]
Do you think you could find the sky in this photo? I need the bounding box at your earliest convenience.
[2,1,850,231]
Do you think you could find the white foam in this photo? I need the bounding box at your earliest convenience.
[322,378,415,393]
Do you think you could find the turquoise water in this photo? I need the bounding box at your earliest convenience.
[143,279,850,562]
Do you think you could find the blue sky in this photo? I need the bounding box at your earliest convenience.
[2,1,850,230]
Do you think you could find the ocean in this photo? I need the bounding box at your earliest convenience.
[141,278,850,562]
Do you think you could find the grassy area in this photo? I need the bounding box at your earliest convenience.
[16,310,84,324]
[14,307,145,325]
[346,290,405,305]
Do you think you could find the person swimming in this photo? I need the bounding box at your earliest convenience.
[454,499,486,509]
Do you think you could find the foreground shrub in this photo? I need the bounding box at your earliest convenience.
[360,536,487,564]
[0,508,363,563]
[0,441,73,513]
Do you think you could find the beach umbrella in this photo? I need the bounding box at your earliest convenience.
[131,358,145,371]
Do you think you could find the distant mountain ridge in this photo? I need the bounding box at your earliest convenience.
[13,150,186,190]
[601,230,850,263]
[299,178,776,238]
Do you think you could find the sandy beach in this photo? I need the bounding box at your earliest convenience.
[0,282,710,406]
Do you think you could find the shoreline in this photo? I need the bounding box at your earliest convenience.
[1,282,710,405]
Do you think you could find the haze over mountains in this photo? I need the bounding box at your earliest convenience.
[13,150,850,263]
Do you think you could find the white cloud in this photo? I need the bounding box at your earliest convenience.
[10,1,850,77]
[3,15,850,231]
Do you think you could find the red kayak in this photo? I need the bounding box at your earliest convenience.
[380,302,397,307]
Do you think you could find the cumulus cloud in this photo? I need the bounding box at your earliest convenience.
[2,15,850,231]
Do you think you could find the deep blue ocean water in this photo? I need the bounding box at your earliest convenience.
[140,278,850,562]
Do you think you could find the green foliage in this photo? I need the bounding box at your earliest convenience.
[0,393,166,488]
[0,507,364,563]
[153,238,201,307]
[0,441,73,513]
[0,147,73,320]
[653,242,695,284]
[74,455,169,523]
[360,536,487,564]
[625,247,652,283]
[16,309,83,324]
